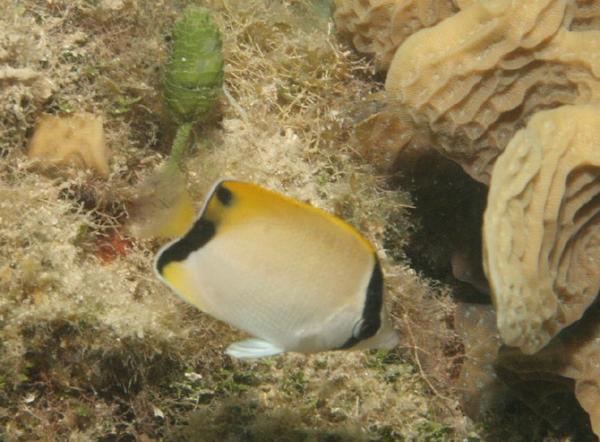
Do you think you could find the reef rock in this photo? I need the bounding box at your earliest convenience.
[456,302,598,435]
[498,303,600,437]
[454,303,506,419]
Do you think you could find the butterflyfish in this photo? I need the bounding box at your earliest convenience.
[154,180,399,359]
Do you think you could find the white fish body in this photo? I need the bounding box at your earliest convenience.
[154,180,399,358]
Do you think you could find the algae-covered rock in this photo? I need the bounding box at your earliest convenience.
[164,6,224,123]
[455,302,596,435]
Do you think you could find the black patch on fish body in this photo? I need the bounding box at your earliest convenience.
[156,218,216,273]
[339,257,383,349]
[215,183,233,206]
[156,181,236,274]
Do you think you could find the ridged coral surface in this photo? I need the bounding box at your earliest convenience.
[483,105,600,354]
[385,0,600,183]
[333,0,457,71]
[572,0,600,29]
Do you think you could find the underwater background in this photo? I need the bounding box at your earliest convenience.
[1,0,598,440]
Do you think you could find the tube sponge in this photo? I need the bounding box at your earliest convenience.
[164,6,224,123]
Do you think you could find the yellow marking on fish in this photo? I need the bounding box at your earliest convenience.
[161,261,206,311]
[213,181,375,254]
[155,191,196,239]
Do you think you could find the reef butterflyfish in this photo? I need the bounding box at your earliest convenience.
[154,180,399,359]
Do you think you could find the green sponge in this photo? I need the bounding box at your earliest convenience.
[164,6,224,124]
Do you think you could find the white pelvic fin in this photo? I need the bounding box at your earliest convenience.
[225,339,285,359]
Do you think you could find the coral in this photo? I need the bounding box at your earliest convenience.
[453,0,474,7]
[0,170,187,377]
[333,0,457,71]
[384,0,600,183]
[571,0,600,29]
[28,114,110,176]
[483,105,600,354]
[337,0,600,436]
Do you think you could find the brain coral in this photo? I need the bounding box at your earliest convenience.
[385,0,600,183]
[333,0,458,71]
[483,104,600,354]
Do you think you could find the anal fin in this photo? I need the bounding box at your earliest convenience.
[225,339,284,359]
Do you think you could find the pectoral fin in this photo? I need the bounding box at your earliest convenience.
[225,339,284,359]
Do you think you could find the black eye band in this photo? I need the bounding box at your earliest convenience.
[338,258,383,350]
[156,218,216,273]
